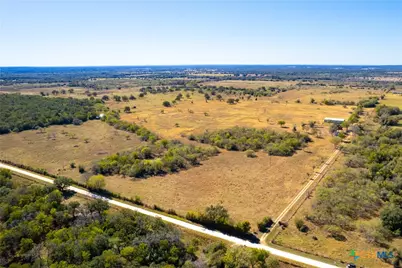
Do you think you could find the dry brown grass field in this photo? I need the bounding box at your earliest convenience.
[112,89,367,139]
[272,155,402,268]
[202,80,298,89]
[103,136,333,229]
[1,86,382,232]
[0,120,145,178]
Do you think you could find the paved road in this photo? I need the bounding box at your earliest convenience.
[0,162,339,268]
[261,149,340,242]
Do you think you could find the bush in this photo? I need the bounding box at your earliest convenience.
[78,165,85,173]
[245,149,256,158]
[257,217,274,232]
[162,101,171,107]
[87,175,106,190]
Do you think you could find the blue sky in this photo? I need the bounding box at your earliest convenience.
[0,0,401,66]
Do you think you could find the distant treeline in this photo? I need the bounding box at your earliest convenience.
[0,94,101,134]
[189,126,311,156]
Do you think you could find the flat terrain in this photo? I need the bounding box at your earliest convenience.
[381,93,402,108]
[202,80,298,89]
[273,155,402,268]
[103,136,334,228]
[0,120,145,178]
[116,90,356,139]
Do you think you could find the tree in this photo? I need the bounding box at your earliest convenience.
[381,204,402,235]
[87,175,106,190]
[129,94,136,100]
[227,98,235,105]
[257,217,273,232]
[310,98,315,104]
[102,95,109,101]
[162,101,171,107]
[78,165,86,173]
[278,120,286,127]
[330,136,342,148]
[122,95,129,102]
[54,177,73,191]
[203,204,229,224]
[124,106,131,113]
[113,95,121,102]
[216,94,223,101]
[204,93,211,102]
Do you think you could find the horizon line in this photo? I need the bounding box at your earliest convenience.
[2,64,402,68]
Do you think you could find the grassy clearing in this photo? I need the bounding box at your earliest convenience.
[0,120,145,179]
[115,91,354,139]
[102,136,334,230]
[381,93,402,108]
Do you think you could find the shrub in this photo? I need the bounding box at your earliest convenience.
[87,175,106,190]
[257,217,273,232]
[162,101,171,107]
[78,165,86,173]
[245,149,256,158]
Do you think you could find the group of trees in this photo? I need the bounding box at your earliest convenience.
[0,94,100,134]
[0,171,279,267]
[102,111,158,142]
[358,97,379,108]
[190,126,311,156]
[376,105,402,126]
[94,140,219,178]
[310,123,402,245]
[322,99,356,106]
[185,204,254,239]
[202,242,280,268]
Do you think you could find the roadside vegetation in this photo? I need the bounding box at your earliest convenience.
[190,126,311,156]
[0,170,280,267]
[0,94,101,134]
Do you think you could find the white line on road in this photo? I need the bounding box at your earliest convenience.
[0,162,339,268]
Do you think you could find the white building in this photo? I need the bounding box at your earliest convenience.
[324,117,345,124]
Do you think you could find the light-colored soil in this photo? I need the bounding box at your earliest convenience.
[0,121,145,178]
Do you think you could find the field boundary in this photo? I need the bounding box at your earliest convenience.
[261,149,341,243]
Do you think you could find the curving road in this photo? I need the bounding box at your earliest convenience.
[0,162,339,268]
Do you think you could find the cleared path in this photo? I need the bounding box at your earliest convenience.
[261,149,340,242]
[0,162,339,268]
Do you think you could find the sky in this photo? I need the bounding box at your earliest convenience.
[0,0,401,66]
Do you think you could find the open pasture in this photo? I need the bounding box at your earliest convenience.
[201,80,298,89]
[0,120,145,178]
[111,90,354,139]
[103,136,334,228]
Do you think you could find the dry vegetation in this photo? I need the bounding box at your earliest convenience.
[273,156,402,268]
[202,80,298,89]
[0,120,145,178]
[116,90,358,139]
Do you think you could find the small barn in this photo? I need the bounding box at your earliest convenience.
[324,117,345,124]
